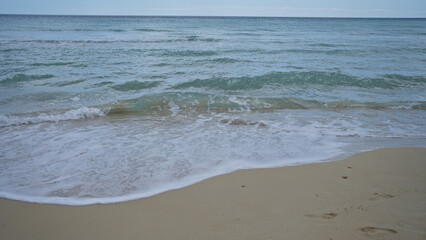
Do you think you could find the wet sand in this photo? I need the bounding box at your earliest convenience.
[1,148,425,240]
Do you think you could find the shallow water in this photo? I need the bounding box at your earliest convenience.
[0,15,425,205]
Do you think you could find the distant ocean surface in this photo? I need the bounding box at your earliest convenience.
[0,15,425,205]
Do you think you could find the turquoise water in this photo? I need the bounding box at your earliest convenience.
[0,15,425,205]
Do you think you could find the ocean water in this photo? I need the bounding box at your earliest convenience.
[0,15,425,205]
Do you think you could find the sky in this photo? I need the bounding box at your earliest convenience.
[1,0,425,18]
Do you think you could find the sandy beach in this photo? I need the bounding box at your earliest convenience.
[1,147,425,240]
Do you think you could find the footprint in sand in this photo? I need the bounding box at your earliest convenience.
[369,193,394,201]
[321,213,338,219]
[359,227,397,234]
[304,213,338,219]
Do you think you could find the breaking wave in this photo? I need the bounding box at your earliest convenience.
[0,107,108,127]
[107,92,426,116]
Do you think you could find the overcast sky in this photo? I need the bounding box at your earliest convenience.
[1,0,425,17]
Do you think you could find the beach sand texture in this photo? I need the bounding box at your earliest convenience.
[1,148,425,240]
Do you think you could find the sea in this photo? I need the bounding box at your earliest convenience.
[0,15,425,205]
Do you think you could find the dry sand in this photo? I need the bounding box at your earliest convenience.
[1,148,425,240]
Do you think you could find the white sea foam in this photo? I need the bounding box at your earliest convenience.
[0,107,107,127]
[167,100,180,116]
[0,109,424,205]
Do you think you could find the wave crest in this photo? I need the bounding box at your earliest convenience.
[107,92,425,116]
[0,107,108,127]
[111,81,162,91]
[171,71,425,91]
[0,74,55,85]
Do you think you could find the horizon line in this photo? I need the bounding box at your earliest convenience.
[1,13,425,19]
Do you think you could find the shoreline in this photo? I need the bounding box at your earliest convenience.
[1,147,425,239]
